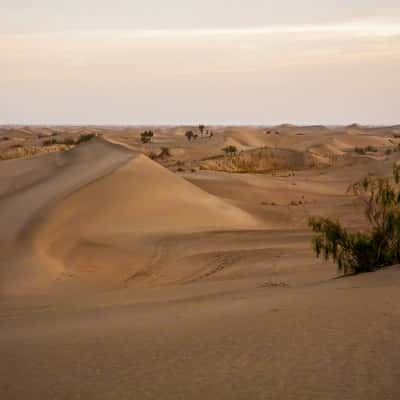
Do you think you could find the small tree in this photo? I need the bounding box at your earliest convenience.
[198,125,205,135]
[223,145,238,156]
[185,131,194,141]
[141,130,154,144]
[309,165,400,274]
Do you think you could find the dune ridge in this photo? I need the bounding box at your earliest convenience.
[0,140,260,294]
[0,139,135,294]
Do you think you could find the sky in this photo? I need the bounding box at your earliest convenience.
[1,1,400,125]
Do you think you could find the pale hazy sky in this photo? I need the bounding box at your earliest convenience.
[1,1,400,125]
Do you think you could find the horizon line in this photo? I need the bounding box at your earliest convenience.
[1,122,399,128]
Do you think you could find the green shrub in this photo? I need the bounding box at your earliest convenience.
[140,130,154,144]
[309,165,400,274]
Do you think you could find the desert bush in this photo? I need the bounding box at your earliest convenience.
[385,149,393,156]
[158,147,171,158]
[185,131,194,141]
[223,145,238,156]
[148,152,158,160]
[140,130,154,144]
[262,201,276,206]
[309,165,400,274]
[354,147,366,155]
[355,146,378,155]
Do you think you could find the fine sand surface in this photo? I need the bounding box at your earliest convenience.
[1,125,400,399]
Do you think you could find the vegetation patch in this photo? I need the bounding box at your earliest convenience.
[140,130,154,144]
[309,165,400,274]
[354,146,378,155]
[200,147,316,173]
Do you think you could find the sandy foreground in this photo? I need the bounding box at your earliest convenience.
[1,125,400,399]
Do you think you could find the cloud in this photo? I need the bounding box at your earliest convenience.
[1,18,400,39]
[0,18,399,124]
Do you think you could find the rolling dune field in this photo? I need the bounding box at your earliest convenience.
[1,125,400,399]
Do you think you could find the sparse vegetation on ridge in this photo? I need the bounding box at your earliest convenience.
[354,145,378,155]
[43,133,96,147]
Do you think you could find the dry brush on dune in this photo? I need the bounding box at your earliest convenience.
[200,146,317,173]
[309,165,400,274]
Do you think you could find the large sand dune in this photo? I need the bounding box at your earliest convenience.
[0,139,259,295]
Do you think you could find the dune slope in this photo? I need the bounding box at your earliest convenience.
[0,139,136,294]
[31,154,260,290]
[0,143,260,294]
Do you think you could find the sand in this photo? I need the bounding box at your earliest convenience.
[1,125,400,399]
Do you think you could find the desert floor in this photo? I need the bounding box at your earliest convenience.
[1,124,400,399]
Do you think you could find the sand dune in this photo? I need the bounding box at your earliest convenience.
[0,139,135,294]
[331,134,392,150]
[0,141,259,294]
[33,154,259,288]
